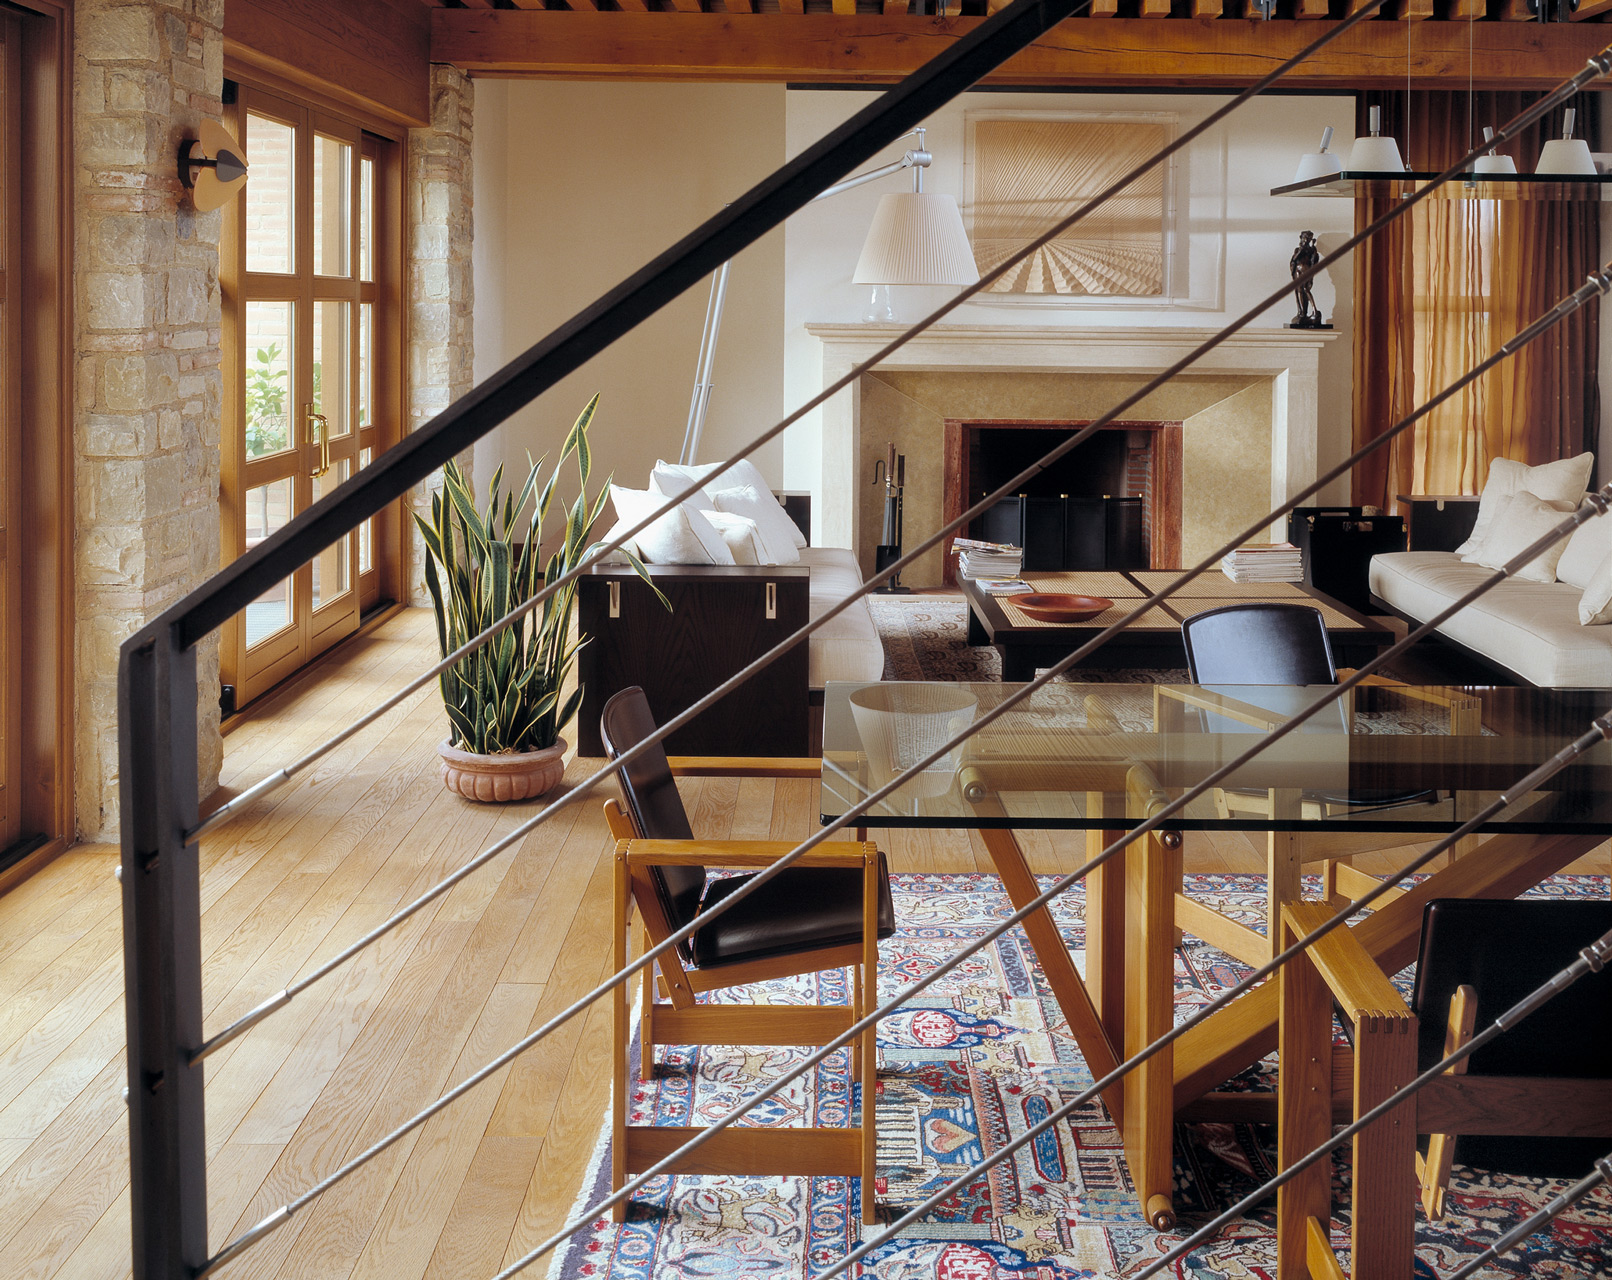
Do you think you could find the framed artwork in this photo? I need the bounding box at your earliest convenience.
[964,113,1176,299]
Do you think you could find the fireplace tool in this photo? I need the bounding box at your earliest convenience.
[873,444,911,594]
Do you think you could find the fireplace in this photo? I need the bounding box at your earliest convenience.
[942,418,1182,584]
[805,323,1343,588]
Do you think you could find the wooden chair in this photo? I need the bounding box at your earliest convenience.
[600,686,895,1224]
[1277,898,1612,1280]
[1160,602,1480,965]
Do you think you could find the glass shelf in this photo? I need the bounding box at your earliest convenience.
[1271,170,1612,201]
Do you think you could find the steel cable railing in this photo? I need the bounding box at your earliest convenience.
[1446,1152,1612,1280]
[190,231,1612,1269]
[126,12,1612,1277]
[187,0,1400,848]
[185,50,1612,1073]
[192,236,1612,1272]
[1135,924,1612,1279]
[187,223,1612,1071]
[508,500,1612,1280]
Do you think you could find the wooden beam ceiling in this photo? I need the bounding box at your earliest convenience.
[431,11,1612,90]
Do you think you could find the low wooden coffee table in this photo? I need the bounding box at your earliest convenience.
[961,569,1392,680]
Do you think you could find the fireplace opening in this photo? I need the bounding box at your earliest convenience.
[943,418,1182,584]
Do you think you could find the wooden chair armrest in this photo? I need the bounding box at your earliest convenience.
[1283,901,1412,1028]
[667,756,823,779]
[1152,684,1286,732]
[622,838,874,869]
[1341,673,1483,732]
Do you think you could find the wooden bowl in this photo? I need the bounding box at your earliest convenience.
[1013,593,1113,623]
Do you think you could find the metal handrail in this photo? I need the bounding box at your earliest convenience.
[188,0,1396,846]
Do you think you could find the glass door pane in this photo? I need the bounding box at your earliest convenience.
[313,134,350,278]
[244,301,293,460]
[245,112,294,275]
[243,477,294,647]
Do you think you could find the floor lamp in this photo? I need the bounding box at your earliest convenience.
[677,127,981,468]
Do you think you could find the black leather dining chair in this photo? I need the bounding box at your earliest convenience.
[598,685,894,1223]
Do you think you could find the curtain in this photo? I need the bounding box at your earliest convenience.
[1351,91,1600,507]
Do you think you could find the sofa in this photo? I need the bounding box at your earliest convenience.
[1369,453,1612,688]
[576,470,884,757]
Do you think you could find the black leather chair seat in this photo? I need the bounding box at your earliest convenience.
[691,856,896,969]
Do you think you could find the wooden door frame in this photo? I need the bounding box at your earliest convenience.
[0,0,73,892]
[220,66,409,711]
[941,417,1184,584]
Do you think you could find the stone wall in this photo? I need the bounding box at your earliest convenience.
[407,65,475,602]
[74,0,225,836]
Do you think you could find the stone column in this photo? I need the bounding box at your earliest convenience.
[407,65,475,603]
[75,0,225,837]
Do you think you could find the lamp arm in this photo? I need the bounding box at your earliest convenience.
[681,126,934,464]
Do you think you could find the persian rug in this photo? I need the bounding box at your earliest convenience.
[552,872,1612,1280]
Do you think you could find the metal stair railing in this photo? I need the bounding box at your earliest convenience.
[118,14,1612,1278]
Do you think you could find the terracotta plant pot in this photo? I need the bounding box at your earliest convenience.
[438,738,567,803]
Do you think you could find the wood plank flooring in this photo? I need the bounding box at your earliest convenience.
[2,606,1605,1278]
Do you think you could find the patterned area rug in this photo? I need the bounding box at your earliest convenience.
[869,594,1189,684]
[553,873,1612,1280]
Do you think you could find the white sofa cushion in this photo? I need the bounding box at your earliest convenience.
[711,485,801,566]
[608,485,733,566]
[1469,493,1576,583]
[701,512,767,565]
[1457,453,1593,560]
[1370,550,1612,687]
[798,547,884,687]
[1557,507,1612,589]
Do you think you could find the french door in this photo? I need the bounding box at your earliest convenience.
[223,85,399,707]
[0,12,21,849]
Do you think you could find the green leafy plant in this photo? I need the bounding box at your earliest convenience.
[413,394,664,755]
[244,343,289,457]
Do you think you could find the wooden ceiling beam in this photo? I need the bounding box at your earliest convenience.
[1575,0,1612,18]
[432,11,1612,89]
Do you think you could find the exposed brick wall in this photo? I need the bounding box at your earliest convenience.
[406,65,474,603]
[74,0,225,837]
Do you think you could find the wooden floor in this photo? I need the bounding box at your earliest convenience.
[3,606,1605,1279]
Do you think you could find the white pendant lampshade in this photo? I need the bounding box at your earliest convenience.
[1474,129,1517,176]
[1292,125,1344,184]
[852,192,981,286]
[1537,108,1597,176]
[1347,105,1405,173]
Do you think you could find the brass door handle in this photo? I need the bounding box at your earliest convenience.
[305,405,331,478]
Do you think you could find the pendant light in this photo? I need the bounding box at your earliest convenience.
[1347,105,1406,173]
[1473,127,1517,176]
[1537,108,1598,176]
[1292,126,1345,184]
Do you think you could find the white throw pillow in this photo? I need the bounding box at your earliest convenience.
[650,460,723,505]
[1555,504,1612,589]
[710,485,802,566]
[1580,553,1612,624]
[651,457,810,540]
[608,485,735,566]
[1457,453,1593,560]
[1469,492,1576,583]
[595,518,641,566]
[702,512,767,565]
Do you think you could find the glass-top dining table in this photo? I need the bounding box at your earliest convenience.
[819,679,1612,1229]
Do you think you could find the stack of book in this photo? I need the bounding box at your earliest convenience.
[954,537,1024,580]
[1221,542,1304,583]
[975,578,1033,597]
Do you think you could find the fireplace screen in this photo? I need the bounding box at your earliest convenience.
[966,116,1169,297]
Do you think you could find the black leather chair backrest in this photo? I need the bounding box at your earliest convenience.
[599,687,706,937]
[1413,898,1612,1178]
[1181,602,1337,686]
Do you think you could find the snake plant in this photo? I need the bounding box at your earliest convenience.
[414,394,661,755]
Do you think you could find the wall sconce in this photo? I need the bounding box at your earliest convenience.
[178,120,248,212]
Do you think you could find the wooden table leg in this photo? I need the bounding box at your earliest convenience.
[1124,827,1177,1231]
[1084,792,1127,1056]
[1277,910,1332,1279]
[978,825,1124,1124]
[1173,829,1606,1108]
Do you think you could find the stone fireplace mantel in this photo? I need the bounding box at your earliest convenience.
[804,323,1341,560]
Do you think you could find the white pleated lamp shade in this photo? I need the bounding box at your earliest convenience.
[1537,138,1598,176]
[852,192,981,286]
[1346,134,1405,173]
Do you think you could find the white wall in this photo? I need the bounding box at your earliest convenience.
[472,80,787,503]
[782,90,1360,517]
[474,85,1360,534]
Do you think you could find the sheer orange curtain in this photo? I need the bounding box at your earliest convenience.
[1351,91,1600,507]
